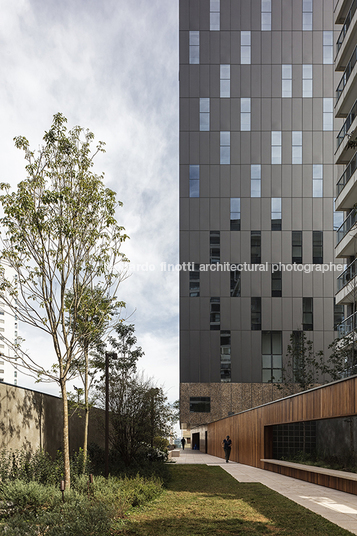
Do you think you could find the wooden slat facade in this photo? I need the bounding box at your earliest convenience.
[196,376,357,494]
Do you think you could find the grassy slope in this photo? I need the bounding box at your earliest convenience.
[114,465,353,536]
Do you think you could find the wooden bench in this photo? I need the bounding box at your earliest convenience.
[261,459,357,495]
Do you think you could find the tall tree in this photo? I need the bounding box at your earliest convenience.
[0,113,128,488]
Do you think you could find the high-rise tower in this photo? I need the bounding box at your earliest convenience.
[179,0,340,431]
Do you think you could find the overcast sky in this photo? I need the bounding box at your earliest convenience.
[0,0,180,403]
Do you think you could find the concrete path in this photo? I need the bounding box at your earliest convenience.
[174,449,357,535]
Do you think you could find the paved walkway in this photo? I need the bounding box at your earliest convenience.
[174,449,357,535]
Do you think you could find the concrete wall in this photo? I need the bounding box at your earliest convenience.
[0,382,105,457]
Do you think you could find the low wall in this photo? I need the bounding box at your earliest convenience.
[0,382,105,457]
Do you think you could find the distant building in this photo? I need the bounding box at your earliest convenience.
[179,0,341,431]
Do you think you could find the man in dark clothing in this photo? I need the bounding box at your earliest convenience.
[181,437,186,450]
[222,435,232,463]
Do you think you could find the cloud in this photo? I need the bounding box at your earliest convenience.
[0,0,180,404]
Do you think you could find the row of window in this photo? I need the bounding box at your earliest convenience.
[189,163,324,199]
[190,260,330,299]
[200,65,328,101]
[208,297,343,333]
[198,100,333,134]
[189,30,333,65]
[208,0,318,33]
[208,229,323,264]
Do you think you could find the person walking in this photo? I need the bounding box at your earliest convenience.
[222,435,232,463]
[181,437,186,450]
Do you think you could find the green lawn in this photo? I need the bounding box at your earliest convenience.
[114,465,353,535]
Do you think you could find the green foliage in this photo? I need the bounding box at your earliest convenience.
[0,449,91,486]
[279,331,350,393]
[0,472,163,535]
[327,336,357,379]
[107,376,173,465]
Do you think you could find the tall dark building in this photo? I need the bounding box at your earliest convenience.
[179,0,341,432]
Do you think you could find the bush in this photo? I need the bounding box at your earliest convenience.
[0,448,93,487]
[0,474,163,534]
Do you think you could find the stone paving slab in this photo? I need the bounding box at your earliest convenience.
[172,449,357,535]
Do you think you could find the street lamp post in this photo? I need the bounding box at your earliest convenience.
[105,350,117,478]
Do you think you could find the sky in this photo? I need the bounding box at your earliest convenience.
[0,0,180,404]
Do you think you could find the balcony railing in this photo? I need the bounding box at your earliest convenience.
[336,208,357,245]
[336,150,357,196]
[336,0,357,55]
[338,310,357,337]
[337,99,357,149]
[336,45,357,104]
[337,257,357,291]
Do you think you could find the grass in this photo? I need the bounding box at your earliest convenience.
[114,465,353,536]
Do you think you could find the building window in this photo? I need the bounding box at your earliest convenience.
[292,131,302,164]
[189,31,199,64]
[220,131,230,164]
[241,98,251,131]
[271,198,282,231]
[313,164,323,197]
[251,231,261,264]
[282,64,292,98]
[313,231,323,264]
[241,31,251,64]
[262,331,282,382]
[251,164,261,197]
[210,231,220,263]
[261,0,271,31]
[272,268,282,297]
[251,297,262,331]
[200,98,210,131]
[292,231,302,263]
[271,131,282,164]
[220,64,230,98]
[302,65,313,97]
[230,198,240,230]
[210,0,220,31]
[323,98,333,131]
[230,268,241,297]
[334,299,344,331]
[220,330,231,382]
[189,264,200,297]
[303,297,313,331]
[190,397,210,412]
[210,297,220,330]
[189,165,199,198]
[323,31,333,64]
[302,0,313,31]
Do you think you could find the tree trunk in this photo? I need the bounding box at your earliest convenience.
[60,379,71,490]
[83,342,89,473]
